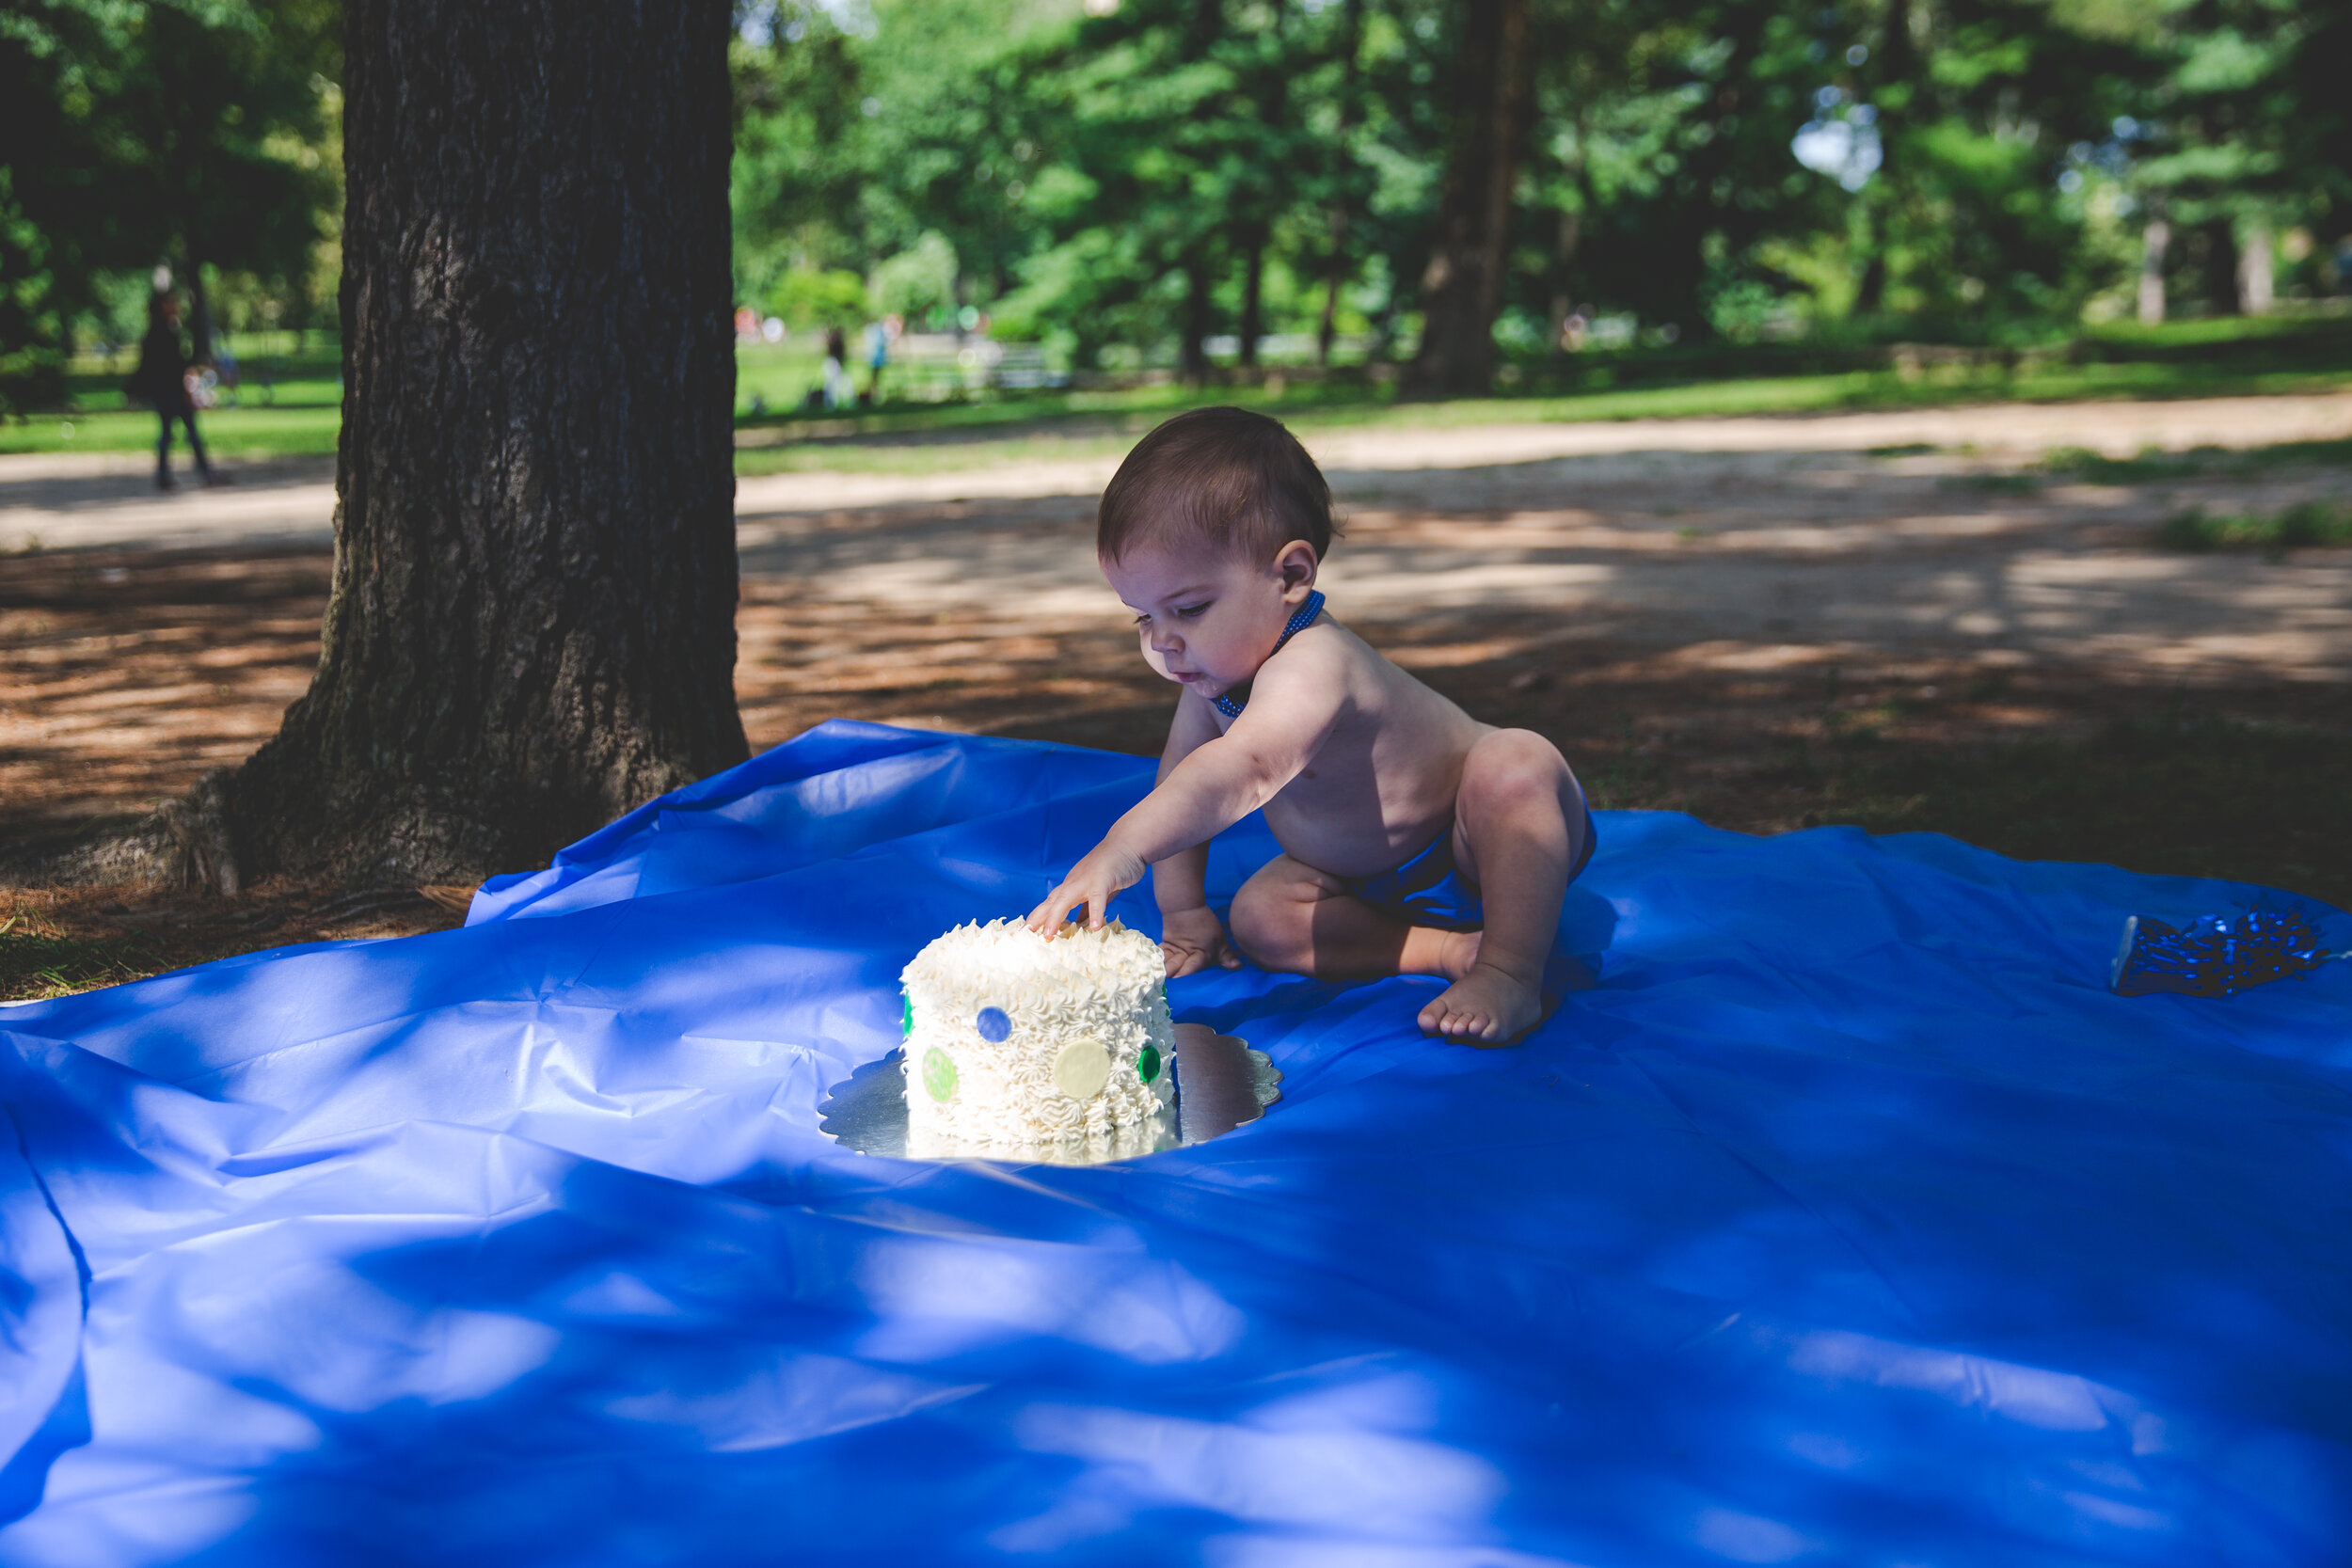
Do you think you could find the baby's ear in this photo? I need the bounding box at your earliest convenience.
[1274,538,1320,592]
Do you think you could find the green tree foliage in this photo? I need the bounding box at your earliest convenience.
[0,0,338,407]
[8,0,2347,413]
[738,0,2351,384]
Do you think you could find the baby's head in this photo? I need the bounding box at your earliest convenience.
[1096,407,1339,698]
[1098,405,1335,573]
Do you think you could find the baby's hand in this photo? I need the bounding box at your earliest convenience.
[1027,841,1149,934]
[1159,905,1240,978]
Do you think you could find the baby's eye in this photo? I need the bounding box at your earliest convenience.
[1175,603,1209,620]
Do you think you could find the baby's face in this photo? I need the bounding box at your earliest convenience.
[1102,542,1311,702]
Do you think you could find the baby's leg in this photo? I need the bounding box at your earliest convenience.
[1228,855,1479,981]
[1421,729,1587,1045]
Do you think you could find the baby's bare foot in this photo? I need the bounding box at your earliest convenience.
[1418,961,1547,1046]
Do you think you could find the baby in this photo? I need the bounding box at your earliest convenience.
[1026,406,1595,1044]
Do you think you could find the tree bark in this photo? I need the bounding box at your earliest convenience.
[185,260,216,366]
[1175,0,1223,384]
[1401,0,1532,400]
[2237,218,2273,315]
[1238,236,1264,369]
[2137,215,2169,325]
[224,0,748,884]
[1315,0,1366,368]
[1856,0,1915,316]
[1542,208,1581,357]
[1180,256,1213,383]
[1315,204,1350,366]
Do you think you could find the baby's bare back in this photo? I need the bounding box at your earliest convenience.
[1243,621,1490,879]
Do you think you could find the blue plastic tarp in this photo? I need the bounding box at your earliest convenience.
[1,719,2347,1566]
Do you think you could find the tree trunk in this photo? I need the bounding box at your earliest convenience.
[1856,0,1914,316]
[1316,206,1349,367]
[224,0,747,884]
[1316,0,1366,368]
[2237,218,2273,316]
[1401,0,1532,400]
[2137,216,2169,325]
[1180,256,1213,383]
[1542,208,1581,357]
[1238,237,1264,369]
[184,261,216,367]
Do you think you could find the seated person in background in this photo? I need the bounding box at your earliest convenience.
[1029,406,1596,1045]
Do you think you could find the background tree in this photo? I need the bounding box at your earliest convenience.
[211,0,748,885]
[0,1,337,372]
[1402,0,1529,395]
[17,0,2352,434]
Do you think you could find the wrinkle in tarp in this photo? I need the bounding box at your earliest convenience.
[0,720,2347,1566]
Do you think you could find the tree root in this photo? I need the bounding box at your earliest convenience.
[0,768,244,895]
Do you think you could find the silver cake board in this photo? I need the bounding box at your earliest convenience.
[818,1022,1279,1165]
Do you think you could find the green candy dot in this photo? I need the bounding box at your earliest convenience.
[920,1046,958,1102]
[901,992,913,1039]
[1137,1044,1161,1085]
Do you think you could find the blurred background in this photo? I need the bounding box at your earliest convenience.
[4,0,2350,444]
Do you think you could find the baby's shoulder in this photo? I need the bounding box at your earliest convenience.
[1264,618,1423,719]
[1263,615,1376,686]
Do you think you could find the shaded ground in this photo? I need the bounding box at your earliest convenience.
[6,400,2350,997]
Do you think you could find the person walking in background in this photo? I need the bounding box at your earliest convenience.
[820,326,857,411]
[132,285,227,491]
[864,316,894,404]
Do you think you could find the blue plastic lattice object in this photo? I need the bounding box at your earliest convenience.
[2110,906,2346,997]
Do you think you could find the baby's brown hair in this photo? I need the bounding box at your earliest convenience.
[1096,406,1337,566]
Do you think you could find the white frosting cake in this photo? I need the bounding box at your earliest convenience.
[900,918,1174,1156]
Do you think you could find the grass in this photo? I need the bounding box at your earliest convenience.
[734,359,2352,478]
[1793,715,2352,911]
[15,316,2352,470]
[1893,436,2352,496]
[0,906,165,1001]
[2157,499,2352,552]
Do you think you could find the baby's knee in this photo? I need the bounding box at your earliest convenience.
[1227,866,1324,969]
[1228,883,1293,962]
[1461,728,1575,811]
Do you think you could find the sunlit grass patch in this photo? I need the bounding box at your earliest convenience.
[2038,445,2217,483]
[2028,438,2352,489]
[0,403,343,460]
[2157,500,2352,553]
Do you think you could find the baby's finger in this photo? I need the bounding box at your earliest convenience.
[1218,947,1242,969]
[1027,884,1073,933]
[1085,890,1110,930]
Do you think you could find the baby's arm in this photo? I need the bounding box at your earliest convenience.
[1027,646,1343,934]
[1150,697,1238,975]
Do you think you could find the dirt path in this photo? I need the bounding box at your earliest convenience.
[739,446,2352,685]
[9,389,2352,553]
[9,393,2346,826]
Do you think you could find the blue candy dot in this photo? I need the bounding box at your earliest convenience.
[976,1006,1011,1042]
